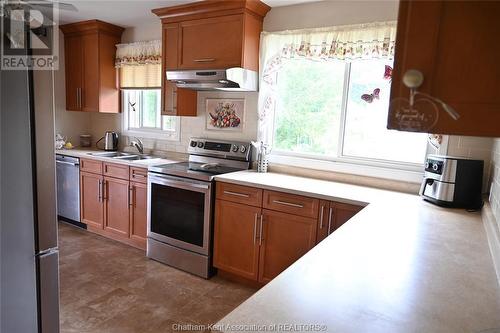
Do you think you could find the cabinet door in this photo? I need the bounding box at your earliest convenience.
[81,32,100,112]
[258,209,317,283]
[103,177,130,237]
[315,200,330,244]
[389,1,500,136]
[178,15,243,69]
[80,172,103,228]
[129,182,147,249]
[213,200,261,281]
[64,35,82,111]
[331,203,363,233]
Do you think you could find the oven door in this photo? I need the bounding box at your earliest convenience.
[147,173,212,256]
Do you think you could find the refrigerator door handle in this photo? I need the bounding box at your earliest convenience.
[37,250,60,333]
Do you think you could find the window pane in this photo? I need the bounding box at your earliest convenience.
[162,116,176,131]
[126,90,140,129]
[342,60,427,164]
[274,59,345,156]
[142,90,160,128]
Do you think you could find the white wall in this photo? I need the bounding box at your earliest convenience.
[263,0,399,31]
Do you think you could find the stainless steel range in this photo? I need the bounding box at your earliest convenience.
[147,138,252,278]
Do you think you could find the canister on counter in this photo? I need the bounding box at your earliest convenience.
[80,134,92,147]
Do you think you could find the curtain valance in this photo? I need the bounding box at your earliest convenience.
[115,40,161,67]
[116,40,162,88]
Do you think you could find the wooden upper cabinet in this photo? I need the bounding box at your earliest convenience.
[153,0,270,116]
[60,20,124,113]
[388,1,500,136]
[178,15,244,70]
[153,0,270,71]
[64,35,83,111]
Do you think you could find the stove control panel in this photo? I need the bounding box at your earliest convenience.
[188,138,252,161]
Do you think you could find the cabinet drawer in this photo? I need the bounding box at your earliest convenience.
[130,167,148,184]
[263,190,319,219]
[103,162,129,180]
[216,183,262,207]
[80,158,102,174]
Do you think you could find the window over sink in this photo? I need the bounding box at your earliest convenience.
[122,89,180,140]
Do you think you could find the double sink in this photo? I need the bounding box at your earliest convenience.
[88,151,159,161]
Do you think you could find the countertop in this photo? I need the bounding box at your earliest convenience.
[55,148,183,168]
[214,171,500,333]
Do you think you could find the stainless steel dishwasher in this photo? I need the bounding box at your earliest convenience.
[56,154,81,223]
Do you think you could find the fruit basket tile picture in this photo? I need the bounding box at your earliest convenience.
[206,98,245,131]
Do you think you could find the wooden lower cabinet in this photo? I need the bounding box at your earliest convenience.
[214,200,261,280]
[316,201,363,243]
[258,209,317,283]
[79,162,148,250]
[80,171,104,228]
[129,182,147,248]
[103,177,130,237]
[214,184,366,284]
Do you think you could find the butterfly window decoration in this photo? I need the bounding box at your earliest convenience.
[361,88,380,103]
[360,65,393,104]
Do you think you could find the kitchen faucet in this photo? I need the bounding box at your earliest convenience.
[130,137,144,154]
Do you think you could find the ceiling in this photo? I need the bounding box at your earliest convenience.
[56,0,321,27]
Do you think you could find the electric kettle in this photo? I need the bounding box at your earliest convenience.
[96,131,119,151]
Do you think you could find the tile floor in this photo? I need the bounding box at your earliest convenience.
[58,222,257,333]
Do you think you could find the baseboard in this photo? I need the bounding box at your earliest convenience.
[483,202,500,286]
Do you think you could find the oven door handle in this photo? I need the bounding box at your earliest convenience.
[149,174,210,191]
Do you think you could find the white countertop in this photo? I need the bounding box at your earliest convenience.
[55,148,183,167]
[214,171,500,333]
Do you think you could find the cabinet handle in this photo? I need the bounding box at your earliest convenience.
[259,214,264,246]
[327,207,333,235]
[128,186,133,207]
[97,179,102,202]
[253,213,258,245]
[273,200,304,208]
[223,190,249,198]
[319,205,325,229]
[194,58,215,63]
[102,180,107,201]
[133,173,147,178]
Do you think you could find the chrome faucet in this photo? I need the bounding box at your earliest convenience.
[130,137,144,154]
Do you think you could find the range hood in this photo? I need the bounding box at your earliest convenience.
[166,68,258,91]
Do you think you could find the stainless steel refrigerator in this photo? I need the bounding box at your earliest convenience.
[0,22,60,333]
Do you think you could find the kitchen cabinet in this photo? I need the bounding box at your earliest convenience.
[153,0,270,116]
[129,182,148,248]
[214,182,366,283]
[388,1,500,136]
[79,159,147,250]
[214,200,261,281]
[214,183,318,283]
[80,171,104,229]
[103,177,130,237]
[60,20,124,113]
[258,209,317,283]
[316,201,363,244]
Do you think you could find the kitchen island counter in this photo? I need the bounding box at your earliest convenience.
[214,171,500,333]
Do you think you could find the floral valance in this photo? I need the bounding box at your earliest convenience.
[115,40,161,68]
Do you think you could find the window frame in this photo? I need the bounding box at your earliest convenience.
[122,88,180,141]
[268,60,442,182]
